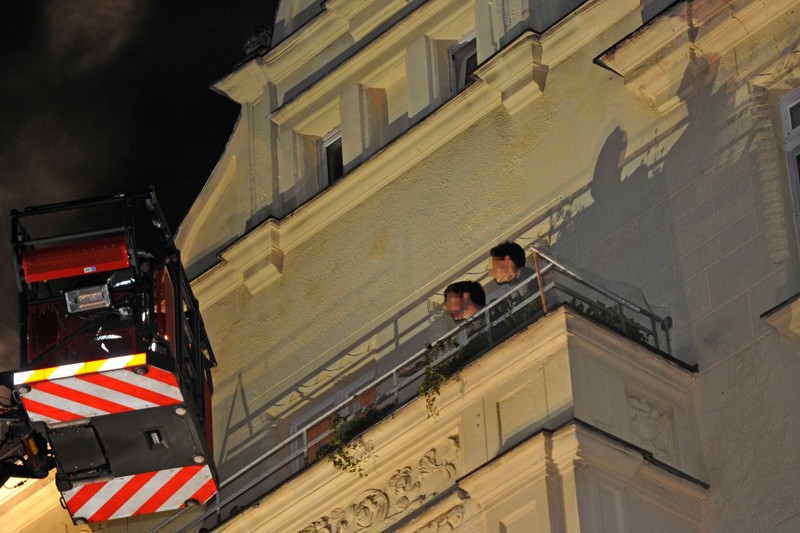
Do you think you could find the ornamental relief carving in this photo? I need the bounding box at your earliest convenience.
[300,437,460,533]
[627,393,675,460]
[415,504,465,533]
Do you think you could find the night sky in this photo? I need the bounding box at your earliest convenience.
[0,1,280,370]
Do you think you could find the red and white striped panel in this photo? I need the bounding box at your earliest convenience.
[20,365,184,425]
[62,464,217,522]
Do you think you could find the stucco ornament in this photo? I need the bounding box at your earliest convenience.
[415,504,465,533]
[300,437,460,533]
[627,394,675,460]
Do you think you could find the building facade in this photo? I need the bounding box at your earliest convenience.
[5,0,800,531]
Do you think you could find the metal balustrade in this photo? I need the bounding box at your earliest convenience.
[151,246,676,532]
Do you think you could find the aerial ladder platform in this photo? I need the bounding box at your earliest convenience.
[0,190,218,525]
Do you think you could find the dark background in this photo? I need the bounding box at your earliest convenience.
[0,0,280,370]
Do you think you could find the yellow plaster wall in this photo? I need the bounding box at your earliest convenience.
[173,1,800,532]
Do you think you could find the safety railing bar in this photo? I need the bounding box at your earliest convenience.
[19,226,127,247]
[373,268,549,386]
[198,271,544,503]
[155,268,557,531]
[154,257,674,531]
[530,246,665,322]
[552,282,661,344]
[504,281,555,316]
[552,279,649,326]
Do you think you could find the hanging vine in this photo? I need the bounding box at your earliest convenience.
[418,337,463,418]
[314,404,394,476]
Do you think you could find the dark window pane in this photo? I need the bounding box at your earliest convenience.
[790,101,800,131]
[452,40,478,92]
[464,52,478,84]
[326,137,344,184]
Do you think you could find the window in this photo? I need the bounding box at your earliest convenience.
[781,87,800,147]
[450,37,478,92]
[781,88,800,236]
[289,373,376,470]
[319,129,344,186]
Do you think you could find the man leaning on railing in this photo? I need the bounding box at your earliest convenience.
[487,241,535,304]
[398,281,486,377]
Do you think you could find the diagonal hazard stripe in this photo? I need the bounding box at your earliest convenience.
[33,380,132,415]
[110,368,182,400]
[135,466,202,515]
[79,373,181,406]
[62,466,217,522]
[109,469,177,520]
[47,377,159,411]
[21,396,85,423]
[158,466,212,512]
[89,471,158,522]
[97,354,140,372]
[188,477,217,506]
[141,365,180,387]
[45,363,84,381]
[69,477,129,521]
[13,354,147,385]
[21,368,182,424]
[64,480,107,517]
[23,388,109,421]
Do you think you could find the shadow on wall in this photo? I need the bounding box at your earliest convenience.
[209,29,800,501]
[547,47,789,367]
[212,285,445,476]
[210,52,727,482]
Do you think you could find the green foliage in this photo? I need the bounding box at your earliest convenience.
[569,298,650,344]
[418,337,463,418]
[314,404,394,476]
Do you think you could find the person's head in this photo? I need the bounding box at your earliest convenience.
[443,281,486,322]
[490,241,526,283]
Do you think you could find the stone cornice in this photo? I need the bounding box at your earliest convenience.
[218,0,427,107]
[477,32,544,115]
[762,292,800,339]
[269,0,470,125]
[325,0,410,41]
[192,219,282,307]
[262,10,351,87]
[213,60,268,105]
[536,0,640,67]
[597,0,800,114]
[212,308,706,531]
[192,31,549,308]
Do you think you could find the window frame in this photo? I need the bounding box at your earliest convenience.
[449,36,478,93]
[781,88,800,244]
[780,86,800,149]
[319,128,344,188]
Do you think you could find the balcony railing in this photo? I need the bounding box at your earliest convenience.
[150,246,677,533]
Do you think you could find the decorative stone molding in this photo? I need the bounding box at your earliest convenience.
[325,0,410,42]
[300,437,459,533]
[747,84,790,265]
[415,504,466,533]
[597,0,799,114]
[762,293,800,339]
[191,262,243,310]
[269,0,470,124]
[214,60,268,105]
[192,218,283,307]
[626,392,676,461]
[477,31,545,115]
[221,218,283,294]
